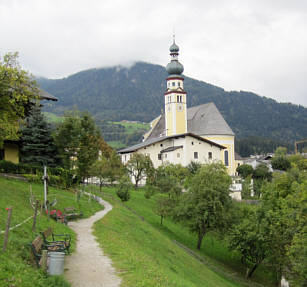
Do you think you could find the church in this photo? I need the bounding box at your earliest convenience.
[119,40,240,176]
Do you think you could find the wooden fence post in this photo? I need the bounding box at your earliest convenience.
[3,207,12,252]
[32,200,39,232]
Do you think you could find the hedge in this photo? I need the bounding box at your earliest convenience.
[0,160,79,189]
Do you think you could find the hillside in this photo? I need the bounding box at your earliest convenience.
[92,186,274,286]
[0,177,103,287]
[38,62,307,147]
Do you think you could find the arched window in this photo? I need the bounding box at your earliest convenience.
[224,150,229,166]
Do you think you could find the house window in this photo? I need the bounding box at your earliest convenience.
[124,155,127,161]
[158,154,162,160]
[177,153,180,158]
[208,152,212,159]
[224,150,229,166]
[172,82,175,86]
[194,152,198,159]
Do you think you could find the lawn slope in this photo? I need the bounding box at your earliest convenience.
[0,177,103,287]
[94,194,241,287]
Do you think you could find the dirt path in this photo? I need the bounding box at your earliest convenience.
[65,198,121,287]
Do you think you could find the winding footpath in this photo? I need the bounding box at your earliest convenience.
[65,198,121,287]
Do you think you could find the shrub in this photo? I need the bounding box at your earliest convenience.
[0,160,78,188]
[271,156,291,171]
[116,176,132,202]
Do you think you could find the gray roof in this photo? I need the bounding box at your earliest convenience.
[146,102,234,141]
[118,132,225,154]
[39,89,58,101]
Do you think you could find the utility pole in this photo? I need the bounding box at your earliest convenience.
[43,165,47,210]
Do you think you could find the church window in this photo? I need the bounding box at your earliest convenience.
[177,153,180,158]
[172,82,175,86]
[194,152,198,159]
[191,141,194,145]
[178,82,181,87]
[208,152,212,159]
[124,155,127,161]
[224,150,229,166]
[158,154,162,160]
[160,144,163,147]
[165,154,167,158]
[180,95,182,102]
[177,95,179,102]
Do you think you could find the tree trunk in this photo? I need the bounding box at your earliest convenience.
[196,229,205,250]
[247,264,258,278]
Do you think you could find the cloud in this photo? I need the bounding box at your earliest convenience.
[0,0,306,106]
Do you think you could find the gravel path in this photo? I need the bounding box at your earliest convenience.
[65,198,121,287]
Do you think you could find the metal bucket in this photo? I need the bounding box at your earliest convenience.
[48,251,65,275]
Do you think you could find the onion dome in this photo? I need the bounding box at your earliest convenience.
[170,41,179,53]
[166,61,184,75]
[166,39,184,75]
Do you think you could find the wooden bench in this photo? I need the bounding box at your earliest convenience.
[40,227,71,254]
[30,235,66,268]
[64,206,83,220]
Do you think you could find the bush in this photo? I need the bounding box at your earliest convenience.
[0,160,78,188]
[116,176,132,202]
[271,156,291,171]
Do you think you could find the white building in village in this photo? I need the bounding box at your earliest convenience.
[119,39,241,176]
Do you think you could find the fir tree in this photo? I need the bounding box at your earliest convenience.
[20,105,57,166]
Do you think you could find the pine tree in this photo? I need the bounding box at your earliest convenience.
[20,105,57,166]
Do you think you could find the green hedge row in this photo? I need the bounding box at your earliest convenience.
[0,160,79,188]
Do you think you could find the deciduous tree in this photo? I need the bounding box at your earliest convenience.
[174,163,232,250]
[126,153,154,188]
[0,52,39,147]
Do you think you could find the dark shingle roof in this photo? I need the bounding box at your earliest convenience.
[146,102,234,141]
[39,89,58,101]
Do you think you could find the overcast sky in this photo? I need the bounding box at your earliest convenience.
[1,0,306,106]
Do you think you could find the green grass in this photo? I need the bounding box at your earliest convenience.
[43,112,64,123]
[112,121,150,133]
[91,186,275,287]
[94,194,241,287]
[0,177,103,287]
[107,141,127,150]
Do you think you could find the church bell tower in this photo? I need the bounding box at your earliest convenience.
[164,38,187,136]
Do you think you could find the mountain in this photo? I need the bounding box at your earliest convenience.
[38,62,307,150]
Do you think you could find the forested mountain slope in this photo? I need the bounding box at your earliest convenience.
[38,62,307,145]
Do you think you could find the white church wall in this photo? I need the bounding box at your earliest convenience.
[183,136,222,166]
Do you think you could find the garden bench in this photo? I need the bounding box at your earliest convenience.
[40,227,71,254]
[30,235,66,268]
[64,206,83,220]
